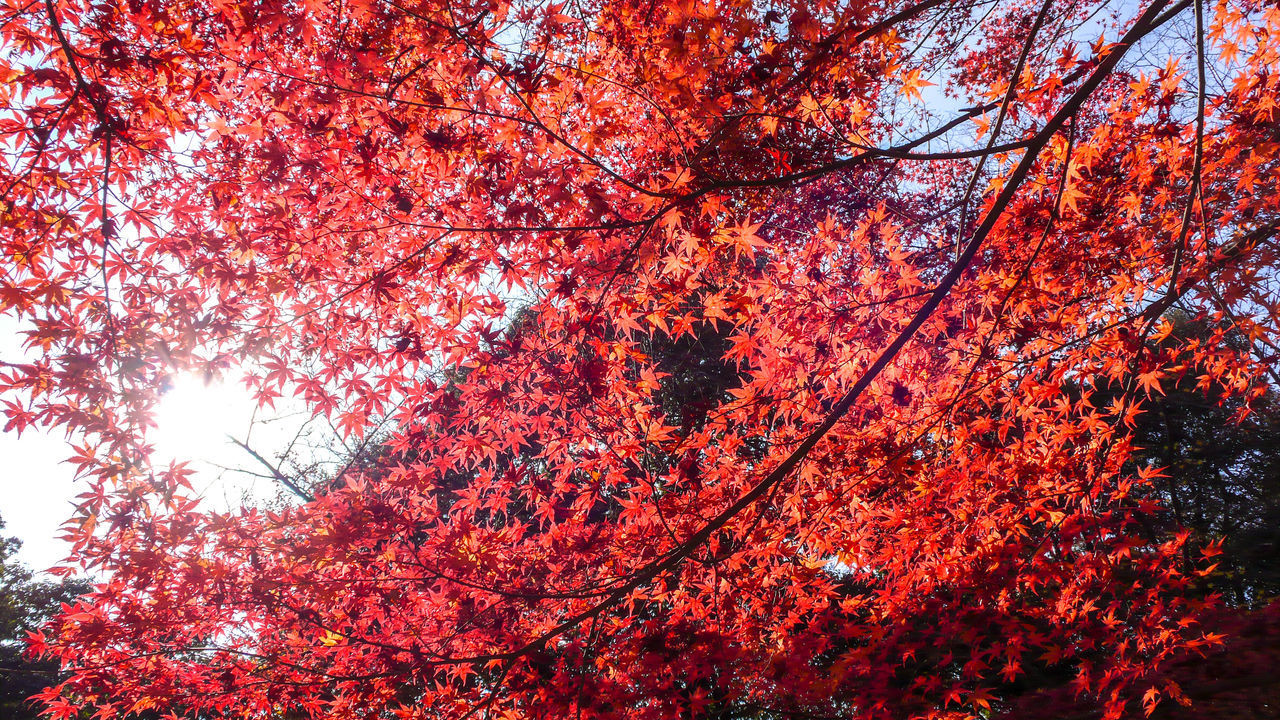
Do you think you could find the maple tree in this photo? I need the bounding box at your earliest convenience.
[3,0,1280,717]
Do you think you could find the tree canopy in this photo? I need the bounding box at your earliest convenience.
[2,0,1280,718]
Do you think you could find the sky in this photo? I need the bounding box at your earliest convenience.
[0,314,81,571]
[0,416,81,571]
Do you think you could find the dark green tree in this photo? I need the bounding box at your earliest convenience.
[995,315,1280,718]
[1125,315,1280,608]
[0,518,89,720]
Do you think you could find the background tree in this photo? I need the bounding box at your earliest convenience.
[992,315,1280,717]
[1126,314,1280,607]
[1116,314,1280,718]
[0,517,89,720]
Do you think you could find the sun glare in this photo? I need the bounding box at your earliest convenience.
[150,373,259,473]
[148,372,319,507]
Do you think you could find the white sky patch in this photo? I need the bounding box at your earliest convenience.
[0,314,77,571]
[0,423,81,572]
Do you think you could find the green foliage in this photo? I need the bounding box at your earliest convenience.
[1127,316,1280,607]
[0,518,88,720]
